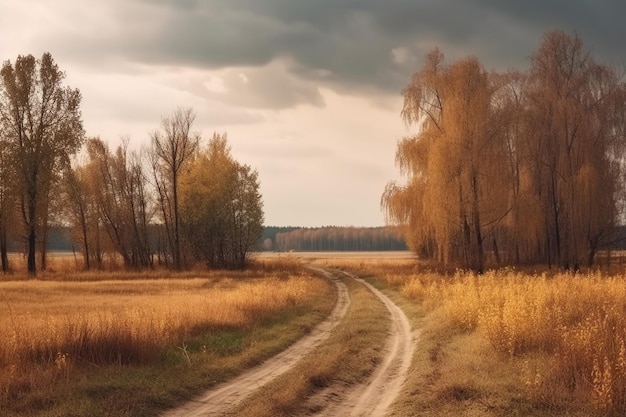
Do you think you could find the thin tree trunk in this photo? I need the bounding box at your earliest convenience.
[1,226,8,273]
[28,224,36,275]
[173,170,181,270]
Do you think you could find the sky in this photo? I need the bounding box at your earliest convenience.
[1,1,624,227]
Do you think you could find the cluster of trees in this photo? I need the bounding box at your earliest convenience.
[270,226,406,252]
[383,31,626,272]
[0,53,263,275]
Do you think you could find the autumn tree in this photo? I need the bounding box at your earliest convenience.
[384,32,626,271]
[86,138,152,269]
[149,107,199,270]
[0,130,14,272]
[0,53,83,275]
[62,157,104,269]
[180,133,263,269]
[383,50,509,272]
[273,227,406,251]
[524,31,626,268]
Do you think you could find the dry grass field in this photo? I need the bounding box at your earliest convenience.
[317,257,626,417]
[6,251,626,416]
[0,257,335,417]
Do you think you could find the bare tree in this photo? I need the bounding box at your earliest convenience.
[149,107,199,270]
[0,53,83,275]
[87,138,152,269]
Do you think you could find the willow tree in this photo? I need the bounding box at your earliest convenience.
[384,32,626,271]
[0,53,84,275]
[525,31,626,268]
[383,50,510,272]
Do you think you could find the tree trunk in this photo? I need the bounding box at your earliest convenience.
[28,224,36,276]
[0,226,8,273]
[173,170,181,270]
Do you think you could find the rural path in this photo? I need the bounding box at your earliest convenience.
[162,268,415,417]
[306,271,415,417]
[162,268,350,417]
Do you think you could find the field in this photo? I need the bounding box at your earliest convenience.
[0,259,335,417]
[319,257,626,416]
[4,251,626,416]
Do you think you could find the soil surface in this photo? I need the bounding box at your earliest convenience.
[162,268,414,417]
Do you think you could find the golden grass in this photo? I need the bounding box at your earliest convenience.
[323,258,626,416]
[0,260,333,415]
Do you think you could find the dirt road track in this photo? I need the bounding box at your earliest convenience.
[162,269,350,417]
[163,268,414,417]
[309,271,415,417]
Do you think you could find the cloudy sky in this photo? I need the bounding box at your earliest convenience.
[1,1,624,227]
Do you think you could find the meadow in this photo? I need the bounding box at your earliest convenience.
[316,257,626,416]
[5,251,626,416]
[0,257,335,417]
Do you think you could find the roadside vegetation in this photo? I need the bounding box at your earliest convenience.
[326,258,626,416]
[0,258,335,417]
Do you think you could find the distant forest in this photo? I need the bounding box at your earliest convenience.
[21,225,407,253]
[261,226,407,252]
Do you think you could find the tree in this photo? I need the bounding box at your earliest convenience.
[0,53,83,275]
[384,32,626,271]
[180,133,263,269]
[525,31,626,268]
[149,107,200,270]
[0,131,15,272]
[62,158,104,270]
[87,138,152,269]
[383,50,509,272]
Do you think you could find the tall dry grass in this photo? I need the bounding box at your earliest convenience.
[0,264,326,410]
[329,259,626,415]
[405,270,626,414]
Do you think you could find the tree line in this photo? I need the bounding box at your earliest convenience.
[268,226,407,252]
[0,53,263,275]
[382,31,626,272]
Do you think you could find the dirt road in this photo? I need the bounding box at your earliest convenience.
[162,269,350,417]
[309,271,415,417]
[162,268,414,417]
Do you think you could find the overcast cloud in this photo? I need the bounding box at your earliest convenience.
[1,0,624,226]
